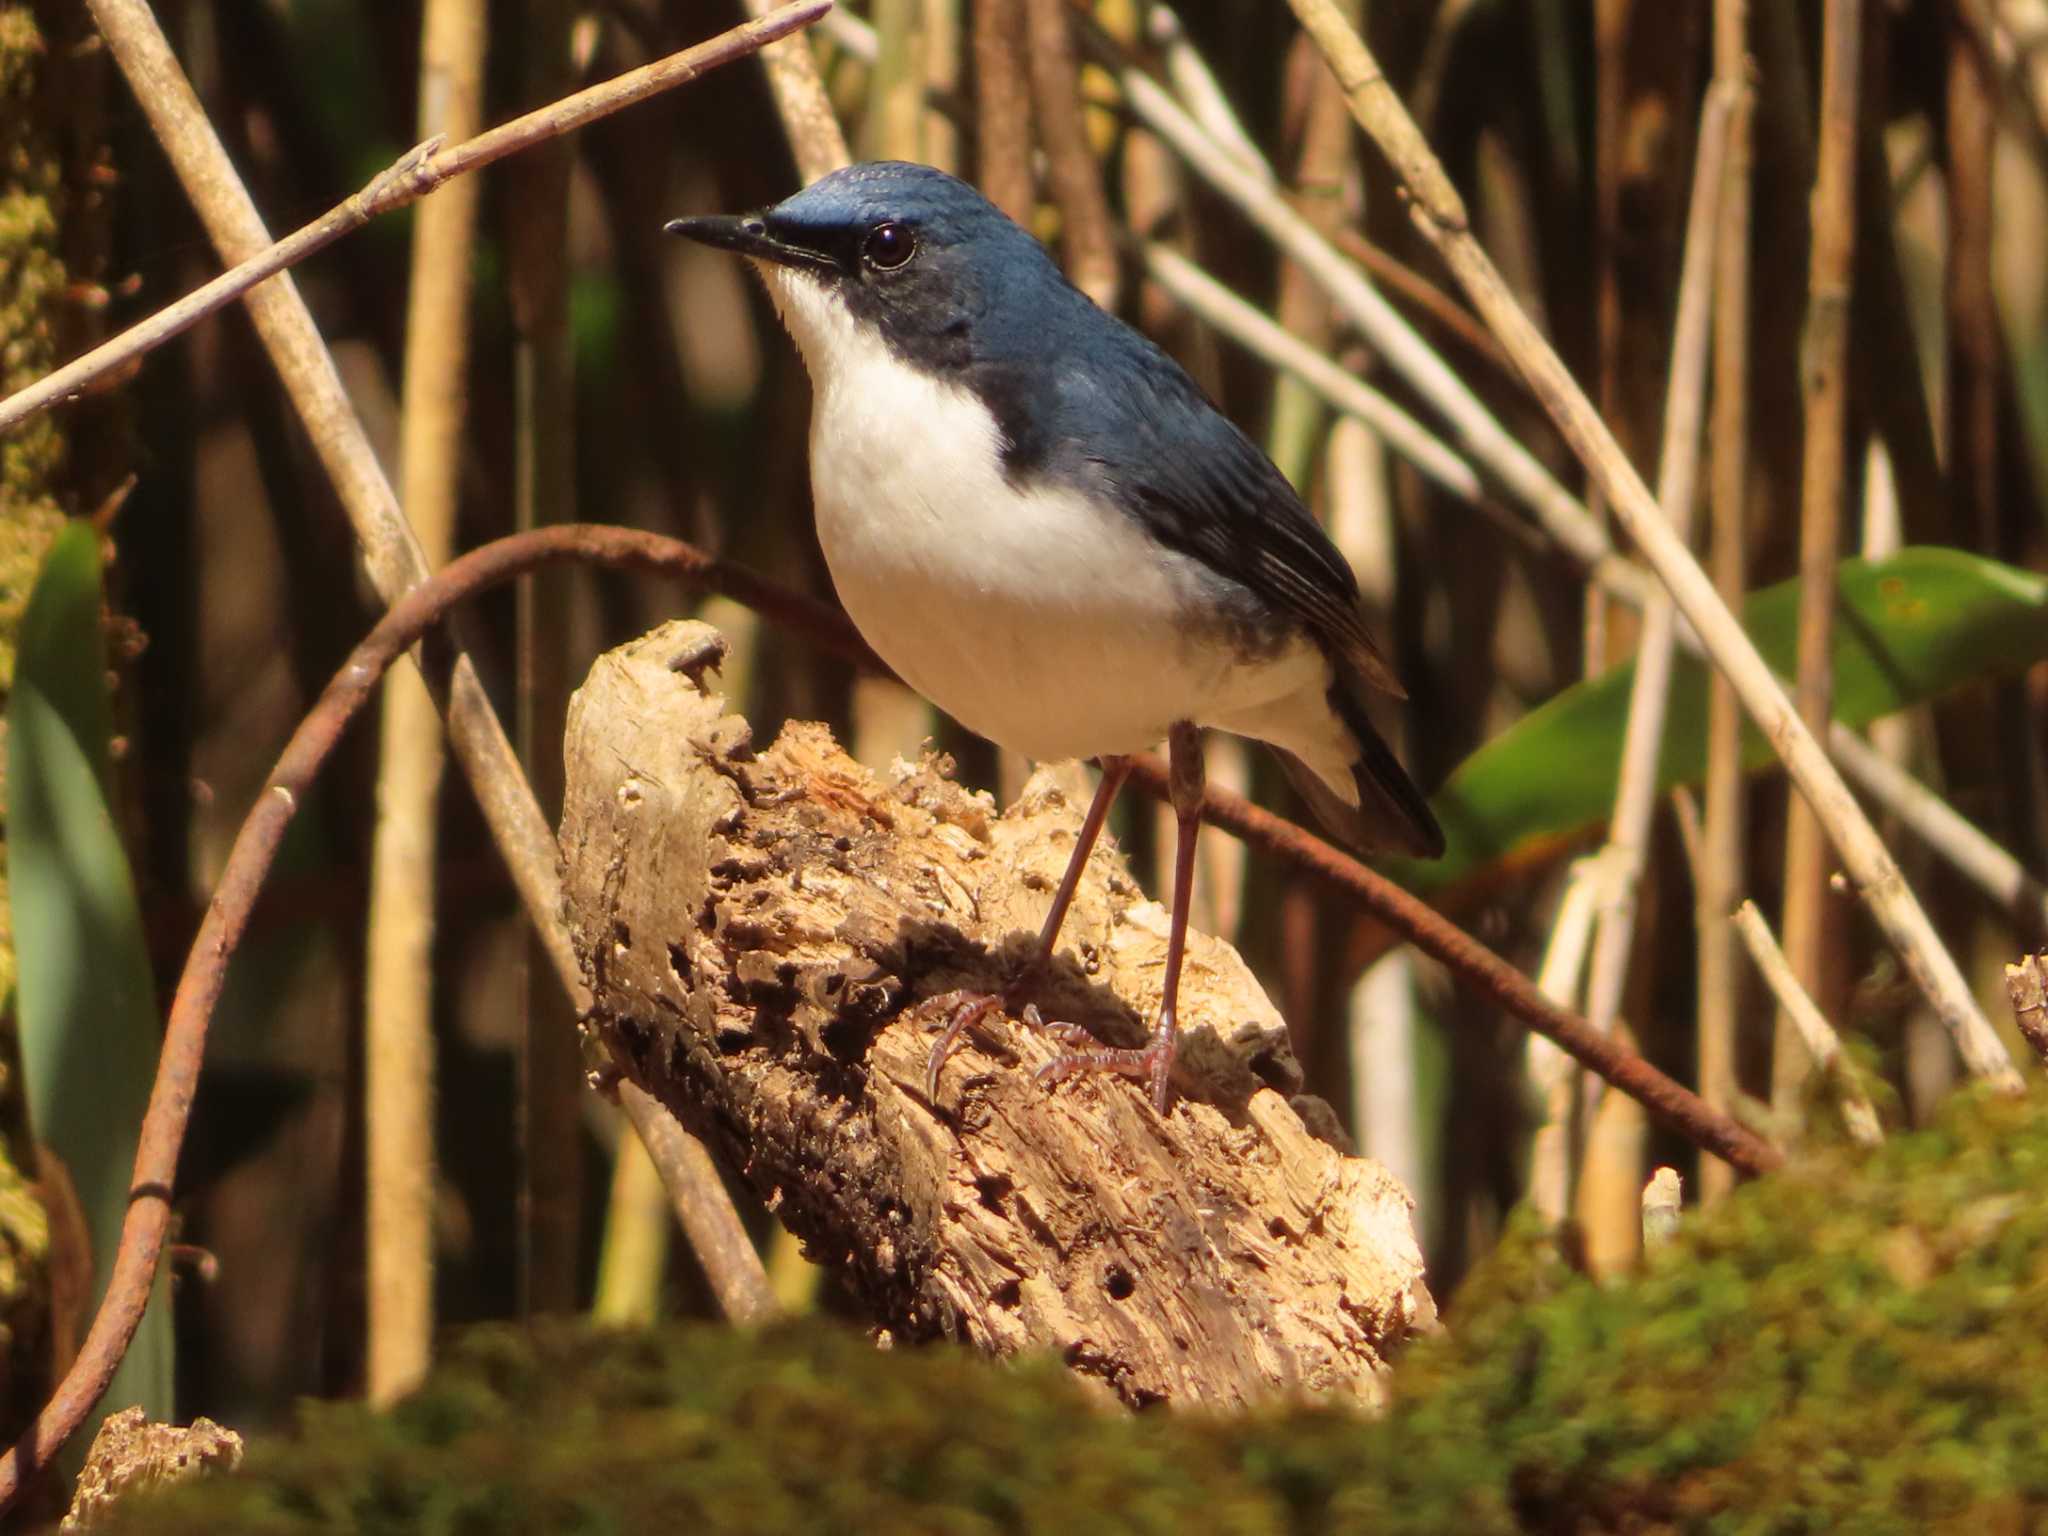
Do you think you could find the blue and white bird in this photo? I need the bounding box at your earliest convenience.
[668,161,1442,1114]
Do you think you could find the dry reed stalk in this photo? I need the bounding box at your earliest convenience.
[1775,0,1865,1114]
[362,0,485,1406]
[1698,0,1754,1203]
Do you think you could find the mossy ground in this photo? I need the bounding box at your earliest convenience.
[102,1086,2048,1534]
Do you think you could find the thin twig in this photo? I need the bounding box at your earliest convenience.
[1581,87,1732,1043]
[1122,757,1782,1176]
[616,1082,778,1321]
[1283,0,2022,1092]
[1699,0,1754,1204]
[2,3,831,437]
[972,0,1035,220]
[1732,902,1884,1147]
[741,0,850,180]
[0,525,841,1513]
[1828,720,2048,941]
[1322,223,1517,376]
[1023,0,1119,307]
[364,0,486,1407]
[1776,0,1864,1112]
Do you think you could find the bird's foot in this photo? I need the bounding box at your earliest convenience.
[922,987,1027,1105]
[1036,1011,1178,1117]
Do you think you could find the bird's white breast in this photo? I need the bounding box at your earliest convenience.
[758,267,1344,776]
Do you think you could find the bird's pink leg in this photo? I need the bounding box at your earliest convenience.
[1037,722,1202,1115]
[923,755,1133,1102]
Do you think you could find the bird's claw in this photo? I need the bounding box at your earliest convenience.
[923,992,1178,1118]
[922,989,1005,1105]
[1036,1013,1178,1117]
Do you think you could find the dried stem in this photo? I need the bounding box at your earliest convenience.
[3,4,831,436]
[1580,86,1732,1045]
[591,1128,674,1326]
[1953,0,2048,156]
[1023,0,1119,307]
[1828,721,2048,941]
[1776,0,1864,1113]
[364,0,486,1407]
[972,0,1035,220]
[1524,85,1730,1219]
[1282,0,2022,1092]
[510,0,586,1318]
[1733,902,1884,1147]
[615,1082,778,1321]
[1641,1166,1682,1248]
[740,0,850,180]
[1699,0,1755,1203]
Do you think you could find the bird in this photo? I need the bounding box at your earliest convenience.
[667,161,1442,1116]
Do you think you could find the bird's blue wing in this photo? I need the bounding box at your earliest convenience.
[1019,339,1406,700]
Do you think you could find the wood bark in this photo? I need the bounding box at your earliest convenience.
[560,621,1434,1410]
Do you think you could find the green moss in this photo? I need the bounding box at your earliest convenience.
[99,1089,2048,1533]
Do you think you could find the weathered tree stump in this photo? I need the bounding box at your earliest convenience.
[560,621,1433,1409]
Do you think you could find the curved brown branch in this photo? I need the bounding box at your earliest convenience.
[1123,758,1783,1178]
[0,525,837,1514]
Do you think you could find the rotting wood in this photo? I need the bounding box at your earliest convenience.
[559,621,1434,1410]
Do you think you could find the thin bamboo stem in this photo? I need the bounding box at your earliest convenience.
[511,0,585,1319]
[1580,87,1732,1048]
[1699,0,1754,1203]
[1776,0,1864,1113]
[364,0,485,1408]
[1733,902,1884,1146]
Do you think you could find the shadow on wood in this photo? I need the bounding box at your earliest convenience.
[560,620,1435,1409]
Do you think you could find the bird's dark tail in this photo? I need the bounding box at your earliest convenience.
[1271,674,1444,860]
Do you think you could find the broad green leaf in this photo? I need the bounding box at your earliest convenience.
[1390,547,2048,894]
[9,523,173,1437]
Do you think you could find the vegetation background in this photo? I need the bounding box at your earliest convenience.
[0,0,2044,1509]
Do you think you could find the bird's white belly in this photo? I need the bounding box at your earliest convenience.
[805,348,1322,763]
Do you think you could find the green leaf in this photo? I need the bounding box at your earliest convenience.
[8,522,174,1438]
[1391,547,2048,894]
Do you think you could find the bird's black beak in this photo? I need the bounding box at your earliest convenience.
[663,213,835,274]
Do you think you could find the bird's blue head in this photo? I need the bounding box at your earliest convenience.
[666,162,1073,378]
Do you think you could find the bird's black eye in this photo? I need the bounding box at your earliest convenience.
[862,221,915,271]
